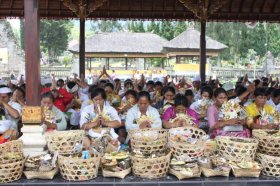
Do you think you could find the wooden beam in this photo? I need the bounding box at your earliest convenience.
[250,0,257,13]
[260,0,266,13]
[271,0,278,13]
[24,0,41,105]
[79,18,85,77]
[9,0,14,15]
[238,0,245,13]
[200,20,206,82]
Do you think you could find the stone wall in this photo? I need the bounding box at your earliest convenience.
[0,20,24,78]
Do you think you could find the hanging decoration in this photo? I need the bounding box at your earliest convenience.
[61,0,107,20]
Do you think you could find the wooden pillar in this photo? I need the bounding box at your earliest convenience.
[200,20,206,82]
[125,58,128,70]
[89,58,92,73]
[176,56,180,64]
[79,18,85,77]
[24,0,40,106]
[106,58,109,70]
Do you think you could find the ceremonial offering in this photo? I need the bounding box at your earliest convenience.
[102,151,131,179]
[230,160,262,177]
[22,106,42,124]
[169,158,201,180]
[253,130,280,156]
[198,155,230,177]
[168,127,207,161]
[130,149,171,179]
[170,113,195,126]
[58,152,101,181]
[216,136,258,162]
[256,153,280,178]
[194,98,213,115]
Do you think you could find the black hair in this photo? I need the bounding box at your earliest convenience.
[200,82,208,89]
[99,79,108,84]
[114,78,121,83]
[254,88,266,97]
[236,86,247,97]
[155,81,163,87]
[105,82,114,90]
[66,81,77,89]
[14,87,25,98]
[137,91,151,102]
[124,80,134,88]
[254,79,261,87]
[57,79,64,85]
[213,88,227,98]
[146,80,155,86]
[125,89,137,99]
[88,84,98,95]
[163,86,176,95]
[40,92,55,102]
[174,94,188,108]
[201,86,213,99]
[272,89,280,98]
[90,88,107,100]
[265,87,276,97]
[185,89,194,97]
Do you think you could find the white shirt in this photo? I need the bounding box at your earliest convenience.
[125,105,162,132]
[4,101,22,131]
[80,103,120,139]
[267,99,280,114]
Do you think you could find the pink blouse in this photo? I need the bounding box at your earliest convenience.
[207,104,250,138]
[162,106,199,125]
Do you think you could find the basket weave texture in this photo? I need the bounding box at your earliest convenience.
[252,130,280,156]
[58,153,101,181]
[216,136,258,162]
[256,153,280,178]
[130,151,171,179]
[45,130,85,155]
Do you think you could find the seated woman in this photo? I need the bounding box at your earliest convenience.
[190,86,213,119]
[104,82,121,108]
[125,91,162,131]
[153,86,176,115]
[162,94,199,129]
[0,86,22,143]
[41,92,67,132]
[245,88,279,130]
[80,88,121,148]
[207,84,255,138]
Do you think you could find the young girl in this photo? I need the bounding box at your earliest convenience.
[41,92,67,132]
[162,94,199,129]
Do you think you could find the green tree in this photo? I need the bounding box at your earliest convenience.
[174,21,187,37]
[40,20,73,61]
[160,21,174,40]
[90,20,122,32]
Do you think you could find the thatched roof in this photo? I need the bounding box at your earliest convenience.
[69,32,168,55]
[163,27,227,52]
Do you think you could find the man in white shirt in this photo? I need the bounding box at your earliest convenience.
[267,89,280,114]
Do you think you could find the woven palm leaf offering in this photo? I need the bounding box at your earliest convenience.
[24,154,59,180]
[58,150,101,181]
[130,148,171,179]
[230,158,262,177]
[169,113,196,127]
[102,151,131,179]
[0,140,25,183]
[107,93,121,108]
[252,129,280,156]
[168,127,208,161]
[198,155,230,177]
[219,100,246,132]
[216,136,258,162]
[194,98,213,116]
[118,97,135,111]
[169,158,201,180]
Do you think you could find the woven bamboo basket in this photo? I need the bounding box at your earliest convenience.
[0,152,24,164]
[45,130,85,155]
[24,167,59,180]
[169,165,201,180]
[201,167,230,177]
[168,127,206,160]
[252,130,280,156]
[0,158,25,183]
[256,153,280,178]
[58,153,101,181]
[0,140,23,154]
[216,136,258,162]
[102,168,131,179]
[130,150,171,179]
[128,128,168,154]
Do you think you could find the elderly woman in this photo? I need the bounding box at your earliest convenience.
[245,88,279,130]
[125,91,162,132]
[162,94,198,129]
[207,84,255,138]
[41,92,67,132]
